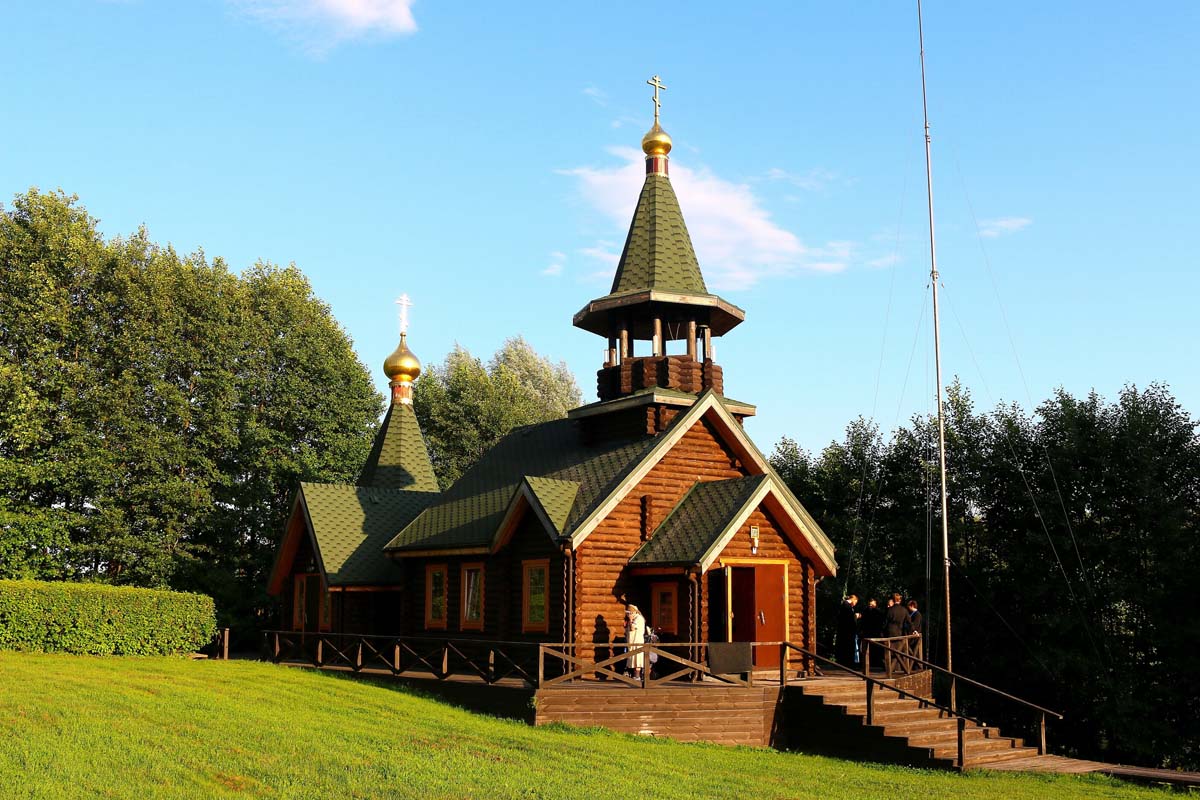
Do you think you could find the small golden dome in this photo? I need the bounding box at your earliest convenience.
[641,122,673,157]
[383,332,421,383]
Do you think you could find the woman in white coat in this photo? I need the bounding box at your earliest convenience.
[625,604,646,680]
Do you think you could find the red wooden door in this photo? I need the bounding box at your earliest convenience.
[753,565,786,668]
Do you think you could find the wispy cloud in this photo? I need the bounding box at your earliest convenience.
[561,147,850,290]
[582,87,607,107]
[232,0,417,51]
[979,216,1032,238]
[868,253,901,269]
[541,252,566,277]
[765,166,838,192]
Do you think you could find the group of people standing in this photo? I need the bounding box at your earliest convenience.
[836,592,923,669]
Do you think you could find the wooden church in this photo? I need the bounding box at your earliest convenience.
[267,93,837,670]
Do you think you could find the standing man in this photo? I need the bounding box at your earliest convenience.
[884,592,910,638]
[907,599,924,646]
[836,594,861,668]
[862,598,885,641]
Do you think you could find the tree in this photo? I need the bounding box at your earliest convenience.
[0,189,382,629]
[413,337,582,487]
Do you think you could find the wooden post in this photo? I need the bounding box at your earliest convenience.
[537,644,545,688]
[488,649,495,684]
[273,632,280,661]
[220,627,230,660]
[619,322,629,359]
[441,643,449,678]
[315,638,323,667]
[1038,713,1047,755]
[393,642,401,674]
[687,320,697,359]
[607,337,617,367]
[704,328,713,361]
[652,317,663,356]
[866,680,875,725]
[355,641,363,672]
[642,646,650,689]
[779,643,786,686]
[957,717,967,769]
[863,640,871,676]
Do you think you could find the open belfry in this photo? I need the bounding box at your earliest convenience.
[268,77,837,670]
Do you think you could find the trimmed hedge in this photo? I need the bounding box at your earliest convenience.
[0,580,216,655]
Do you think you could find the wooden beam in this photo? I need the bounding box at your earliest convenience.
[687,319,697,359]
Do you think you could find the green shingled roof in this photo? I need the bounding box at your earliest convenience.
[610,174,707,295]
[629,474,768,566]
[358,402,439,492]
[301,483,438,586]
[385,418,656,552]
[524,476,580,535]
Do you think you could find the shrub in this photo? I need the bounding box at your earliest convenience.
[0,579,216,655]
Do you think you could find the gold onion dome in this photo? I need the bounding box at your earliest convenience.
[383,332,421,383]
[641,122,673,156]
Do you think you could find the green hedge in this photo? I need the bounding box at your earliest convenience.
[0,580,216,655]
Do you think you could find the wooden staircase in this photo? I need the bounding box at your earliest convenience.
[534,685,780,747]
[787,677,1040,769]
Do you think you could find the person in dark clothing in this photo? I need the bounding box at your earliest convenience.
[883,592,910,638]
[907,599,924,639]
[862,598,885,641]
[836,594,860,667]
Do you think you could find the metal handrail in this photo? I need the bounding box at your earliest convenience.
[864,639,1063,719]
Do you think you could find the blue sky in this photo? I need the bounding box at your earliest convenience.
[4,1,1196,454]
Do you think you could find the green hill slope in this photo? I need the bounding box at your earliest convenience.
[0,653,1165,799]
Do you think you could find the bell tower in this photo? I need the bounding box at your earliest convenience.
[573,76,745,405]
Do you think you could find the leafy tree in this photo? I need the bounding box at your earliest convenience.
[0,189,382,630]
[771,380,1200,768]
[414,337,582,487]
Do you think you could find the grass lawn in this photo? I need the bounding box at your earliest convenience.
[0,652,1169,800]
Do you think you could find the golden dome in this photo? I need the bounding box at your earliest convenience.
[641,122,673,157]
[383,332,421,383]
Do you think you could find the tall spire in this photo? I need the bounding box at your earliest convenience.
[572,76,745,404]
[362,295,438,491]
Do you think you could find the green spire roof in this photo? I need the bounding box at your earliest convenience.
[358,402,439,492]
[611,175,707,295]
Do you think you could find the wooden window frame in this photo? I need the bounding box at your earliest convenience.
[521,558,550,634]
[650,581,679,635]
[425,563,448,630]
[459,562,485,631]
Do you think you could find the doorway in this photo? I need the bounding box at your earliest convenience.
[710,562,787,669]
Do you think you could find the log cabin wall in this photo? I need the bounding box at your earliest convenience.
[397,515,564,643]
[574,417,747,660]
[708,504,814,670]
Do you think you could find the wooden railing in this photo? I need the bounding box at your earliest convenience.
[864,638,1064,756]
[263,631,540,686]
[537,641,782,688]
[861,634,924,678]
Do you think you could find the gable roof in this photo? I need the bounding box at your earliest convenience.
[358,402,439,492]
[299,483,438,585]
[566,390,837,575]
[610,174,707,295]
[630,475,768,566]
[383,419,654,554]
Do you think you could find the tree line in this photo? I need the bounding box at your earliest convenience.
[770,381,1199,769]
[0,190,384,627]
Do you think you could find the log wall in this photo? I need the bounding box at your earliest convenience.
[574,418,747,660]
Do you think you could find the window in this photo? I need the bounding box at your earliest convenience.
[522,559,550,633]
[460,563,485,631]
[651,581,678,635]
[425,564,447,630]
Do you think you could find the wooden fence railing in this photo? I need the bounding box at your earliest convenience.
[263,631,540,686]
[861,634,923,678]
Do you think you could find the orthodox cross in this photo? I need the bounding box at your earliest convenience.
[647,75,666,124]
[395,293,412,335]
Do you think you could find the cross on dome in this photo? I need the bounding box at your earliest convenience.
[647,75,666,124]
[395,293,412,335]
